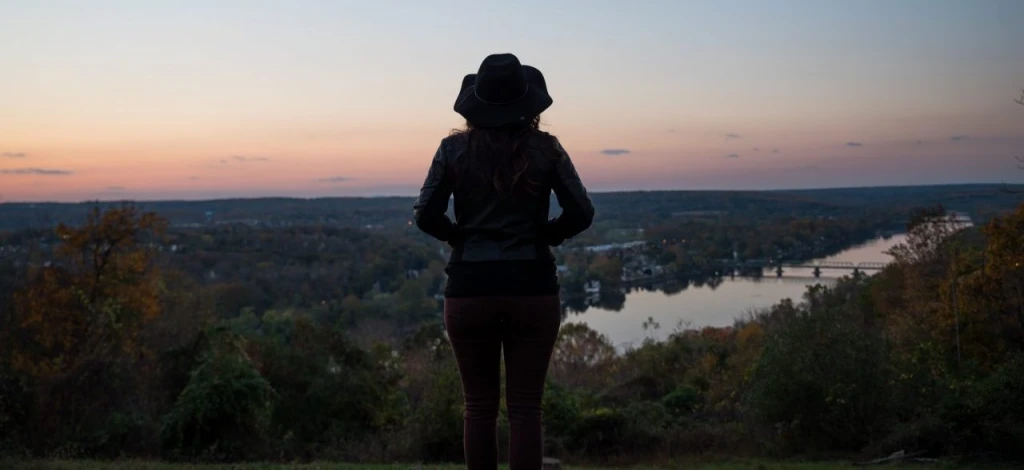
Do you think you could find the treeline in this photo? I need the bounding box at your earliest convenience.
[3,184,1020,234]
[0,203,1022,464]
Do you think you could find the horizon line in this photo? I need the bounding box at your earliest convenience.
[1,182,1020,206]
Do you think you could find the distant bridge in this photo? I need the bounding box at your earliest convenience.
[716,259,891,277]
[781,260,889,271]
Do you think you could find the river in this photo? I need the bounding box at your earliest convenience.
[565,233,908,349]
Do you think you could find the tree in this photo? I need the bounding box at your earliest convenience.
[9,205,167,450]
[550,323,619,389]
[11,205,167,381]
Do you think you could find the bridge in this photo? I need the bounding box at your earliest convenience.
[780,260,888,271]
[715,259,891,278]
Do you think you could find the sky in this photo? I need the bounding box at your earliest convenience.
[2,0,1023,202]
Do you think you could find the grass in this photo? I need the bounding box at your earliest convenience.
[1,460,1018,470]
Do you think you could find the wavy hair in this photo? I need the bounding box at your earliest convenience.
[450,116,559,196]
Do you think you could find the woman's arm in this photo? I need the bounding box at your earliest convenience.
[413,142,457,242]
[545,140,595,246]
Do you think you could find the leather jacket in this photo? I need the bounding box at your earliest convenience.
[413,134,595,262]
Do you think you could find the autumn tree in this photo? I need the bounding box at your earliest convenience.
[10,204,168,450]
[550,323,619,389]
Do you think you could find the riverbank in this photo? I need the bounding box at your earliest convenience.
[564,233,910,347]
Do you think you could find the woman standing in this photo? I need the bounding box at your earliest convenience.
[413,53,595,470]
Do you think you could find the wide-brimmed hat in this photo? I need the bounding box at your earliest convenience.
[454,53,553,128]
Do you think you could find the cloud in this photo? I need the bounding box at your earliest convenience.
[232,155,270,162]
[0,168,73,175]
[845,142,863,147]
[772,149,781,154]
[188,176,200,180]
[315,176,355,183]
[1,152,28,158]
[724,133,741,140]
[600,149,631,156]
[724,153,741,159]
[950,135,970,141]
[752,147,760,152]
[916,140,925,145]
[106,186,126,191]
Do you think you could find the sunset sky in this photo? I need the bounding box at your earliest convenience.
[2,0,1023,202]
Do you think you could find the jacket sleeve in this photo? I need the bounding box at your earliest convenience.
[413,141,457,242]
[545,139,595,246]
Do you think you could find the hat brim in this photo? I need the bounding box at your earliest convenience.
[454,85,553,128]
[454,65,552,128]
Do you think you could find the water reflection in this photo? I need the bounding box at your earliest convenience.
[564,234,908,349]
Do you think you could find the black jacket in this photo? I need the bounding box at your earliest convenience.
[413,134,595,262]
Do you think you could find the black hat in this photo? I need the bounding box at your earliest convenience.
[460,65,548,96]
[454,54,553,128]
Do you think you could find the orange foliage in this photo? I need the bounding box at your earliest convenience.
[11,205,167,381]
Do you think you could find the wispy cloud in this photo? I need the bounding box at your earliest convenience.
[752,147,760,152]
[950,135,970,141]
[724,153,741,159]
[772,149,781,154]
[106,186,126,191]
[845,142,863,147]
[188,176,200,181]
[0,168,73,175]
[724,133,741,140]
[916,140,925,145]
[232,155,270,162]
[315,176,355,183]
[1,152,28,158]
[600,148,631,156]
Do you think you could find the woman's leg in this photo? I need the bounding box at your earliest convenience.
[445,297,502,470]
[501,295,562,470]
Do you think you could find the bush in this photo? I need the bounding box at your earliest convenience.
[404,358,464,463]
[160,330,275,460]
[938,354,1024,457]
[662,385,701,418]
[542,382,583,455]
[748,292,892,452]
[0,373,28,457]
[573,407,628,457]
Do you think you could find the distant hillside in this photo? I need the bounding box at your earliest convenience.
[0,184,1020,230]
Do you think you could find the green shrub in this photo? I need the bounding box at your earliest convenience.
[573,407,628,456]
[662,385,701,417]
[748,297,892,452]
[543,381,583,453]
[939,354,1024,456]
[160,331,274,460]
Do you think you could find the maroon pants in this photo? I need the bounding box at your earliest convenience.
[444,295,561,470]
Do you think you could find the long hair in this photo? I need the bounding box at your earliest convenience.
[451,115,557,196]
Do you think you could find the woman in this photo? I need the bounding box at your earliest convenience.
[413,53,595,470]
